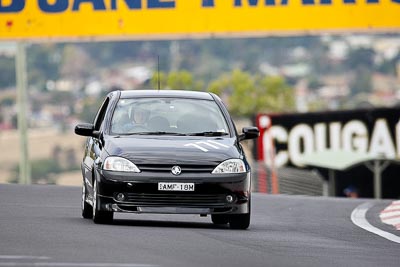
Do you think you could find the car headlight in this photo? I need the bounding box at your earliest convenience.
[103,156,141,172]
[212,159,246,174]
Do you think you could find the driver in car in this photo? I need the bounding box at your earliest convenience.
[122,107,150,132]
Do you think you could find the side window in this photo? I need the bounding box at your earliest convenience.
[93,98,110,131]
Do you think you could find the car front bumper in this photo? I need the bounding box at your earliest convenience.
[95,169,251,215]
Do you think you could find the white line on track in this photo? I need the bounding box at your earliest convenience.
[0,263,157,267]
[351,202,400,244]
[0,256,50,260]
[0,256,157,267]
[2,204,76,209]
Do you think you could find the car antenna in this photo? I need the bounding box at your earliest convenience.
[157,55,161,91]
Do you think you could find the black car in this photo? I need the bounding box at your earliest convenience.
[75,90,259,229]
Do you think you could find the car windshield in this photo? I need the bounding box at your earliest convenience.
[110,97,230,136]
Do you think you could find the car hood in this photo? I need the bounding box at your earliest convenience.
[104,136,242,166]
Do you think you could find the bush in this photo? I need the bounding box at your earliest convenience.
[10,158,63,184]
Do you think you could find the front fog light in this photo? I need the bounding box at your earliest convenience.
[116,193,126,201]
[226,195,234,203]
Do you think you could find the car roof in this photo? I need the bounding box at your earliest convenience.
[119,90,214,100]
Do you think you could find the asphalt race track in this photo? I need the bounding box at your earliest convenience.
[0,184,398,267]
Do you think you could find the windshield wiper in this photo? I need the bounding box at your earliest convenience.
[121,131,187,136]
[187,131,229,137]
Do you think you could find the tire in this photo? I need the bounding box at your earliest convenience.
[81,180,92,219]
[92,179,113,224]
[229,198,251,230]
[229,213,250,230]
[211,214,229,225]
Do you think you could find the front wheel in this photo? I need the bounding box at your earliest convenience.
[229,213,250,229]
[229,198,251,230]
[81,180,92,219]
[92,179,113,224]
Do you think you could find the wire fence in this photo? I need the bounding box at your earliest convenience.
[251,161,323,196]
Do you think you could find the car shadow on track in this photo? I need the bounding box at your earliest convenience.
[111,218,230,230]
[71,217,251,231]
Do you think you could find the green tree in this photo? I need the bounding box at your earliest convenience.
[257,75,295,113]
[376,51,400,75]
[209,70,257,116]
[27,44,61,90]
[150,71,167,89]
[350,67,372,96]
[0,56,15,89]
[150,70,204,91]
[344,48,376,96]
[346,48,375,70]
[208,70,294,117]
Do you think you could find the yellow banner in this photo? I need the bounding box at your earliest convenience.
[1,0,400,40]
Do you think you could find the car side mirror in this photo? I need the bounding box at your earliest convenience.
[239,126,260,141]
[75,123,95,137]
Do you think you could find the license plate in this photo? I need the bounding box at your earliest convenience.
[158,182,195,191]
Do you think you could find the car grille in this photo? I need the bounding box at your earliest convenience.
[137,164,215,173]
[123,193,228,207]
